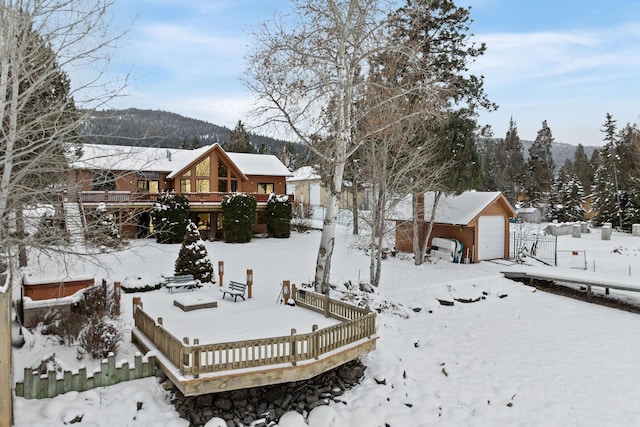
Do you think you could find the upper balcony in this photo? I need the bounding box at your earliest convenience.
[78,191,294,205]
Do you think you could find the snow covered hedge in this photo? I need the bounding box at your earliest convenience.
[221,193,256,243]
[267,194,292,238]
[151,192,190,244]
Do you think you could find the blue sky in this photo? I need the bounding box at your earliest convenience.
[101,0,640,146]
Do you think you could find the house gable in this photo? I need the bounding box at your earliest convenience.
[167,144,248,193]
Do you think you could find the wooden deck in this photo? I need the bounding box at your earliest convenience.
[131,286,377,396]
[501,268,640,302]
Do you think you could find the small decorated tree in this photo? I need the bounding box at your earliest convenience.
[175,221,214,283]
[267,194,292,238]
[151,191,190,243]
[222,193,257,243]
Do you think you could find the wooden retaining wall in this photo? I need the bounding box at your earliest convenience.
[15,354,156,399]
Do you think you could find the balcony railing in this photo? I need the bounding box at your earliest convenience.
[79,191,294,204]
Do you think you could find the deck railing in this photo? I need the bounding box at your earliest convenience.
[133,290,376,377]
[79,191,294,204]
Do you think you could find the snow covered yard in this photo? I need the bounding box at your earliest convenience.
[12,225,640,426]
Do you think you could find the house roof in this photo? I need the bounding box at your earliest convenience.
[73,143,291,178]
[393,191,515,225]
[226,152,293,177]
[287,166,321,182]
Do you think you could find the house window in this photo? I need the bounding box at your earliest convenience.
[257,183,274,194]
[218,180,228,193]
[92,171,116,191]
[180,178,191,193]
[218,160,227,177]
[230,180,238,192]
[196,179,210,192]
[136,180,160,193]
[196,157,210,177]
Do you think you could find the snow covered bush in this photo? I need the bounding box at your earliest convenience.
[79,316,121,359]
[221,193,256,243]
[151,191,190,243]
[266,194,292,238]
[175,221,214,283]
[38,284,122,358]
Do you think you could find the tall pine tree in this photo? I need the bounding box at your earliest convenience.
[496,117,526,205]
[593,113,621,226]
[573,144,593,194]
[527,120,555,211]
[224,120,255,153]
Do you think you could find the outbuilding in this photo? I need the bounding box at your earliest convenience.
[394,191,516,263]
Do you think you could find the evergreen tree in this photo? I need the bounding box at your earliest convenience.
[573,144,592,194]
[2,18,81,266]
[431,109,483,193]
[151,192,190,243]
[563,176,586,222]
[224,120,255,153]
[527,120,555,209]
[179,137,200,150]
[496,117,526,205]
[593,113,621,226]
[175,221,214,283]
[549,162,585,223]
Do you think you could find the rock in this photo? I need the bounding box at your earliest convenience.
[214,398,233,411]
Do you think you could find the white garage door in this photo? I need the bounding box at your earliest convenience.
[477,215,505,260]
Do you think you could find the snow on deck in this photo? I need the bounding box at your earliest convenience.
[136,285,340,344]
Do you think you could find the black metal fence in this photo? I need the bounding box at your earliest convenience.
[510,232,557,265]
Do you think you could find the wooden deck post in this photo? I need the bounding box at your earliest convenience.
[247,269,253,299]
[132,296,142,317]
[290,328,297,365]
[324,292,330,318]
[283,280,291,304]
[183,337,190,373]
[193,338,200,378]
[312,324,319,360]
[113,281,121,315]
[218,261,224,287]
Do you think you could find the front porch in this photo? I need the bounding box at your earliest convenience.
[131,285,377,396]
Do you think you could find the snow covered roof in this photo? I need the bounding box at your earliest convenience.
[393,191,514,225]
[287,166,321,182]
[226,152,292,177]
[72,143,207,173]
[73,143,291,178]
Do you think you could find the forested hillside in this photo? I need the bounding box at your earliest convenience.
[79,108,301,157]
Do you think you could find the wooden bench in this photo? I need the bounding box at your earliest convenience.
[220,281,247,302]
[165,274,200,293]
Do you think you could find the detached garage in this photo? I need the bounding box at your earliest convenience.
[394,191,516,263]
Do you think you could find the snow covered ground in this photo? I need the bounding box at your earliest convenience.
[11,224,640,426]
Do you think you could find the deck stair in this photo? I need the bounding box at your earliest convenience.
[63,199,85,245]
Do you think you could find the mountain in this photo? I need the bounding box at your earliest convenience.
[79,108,597,172]
[520,140,597,170]
[79,108,301,157]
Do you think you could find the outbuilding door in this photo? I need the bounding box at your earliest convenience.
[477,215,505,260]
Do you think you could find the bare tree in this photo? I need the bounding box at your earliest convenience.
[354,49,447,286]
[1,2,124,423]
[246,0,389,292]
